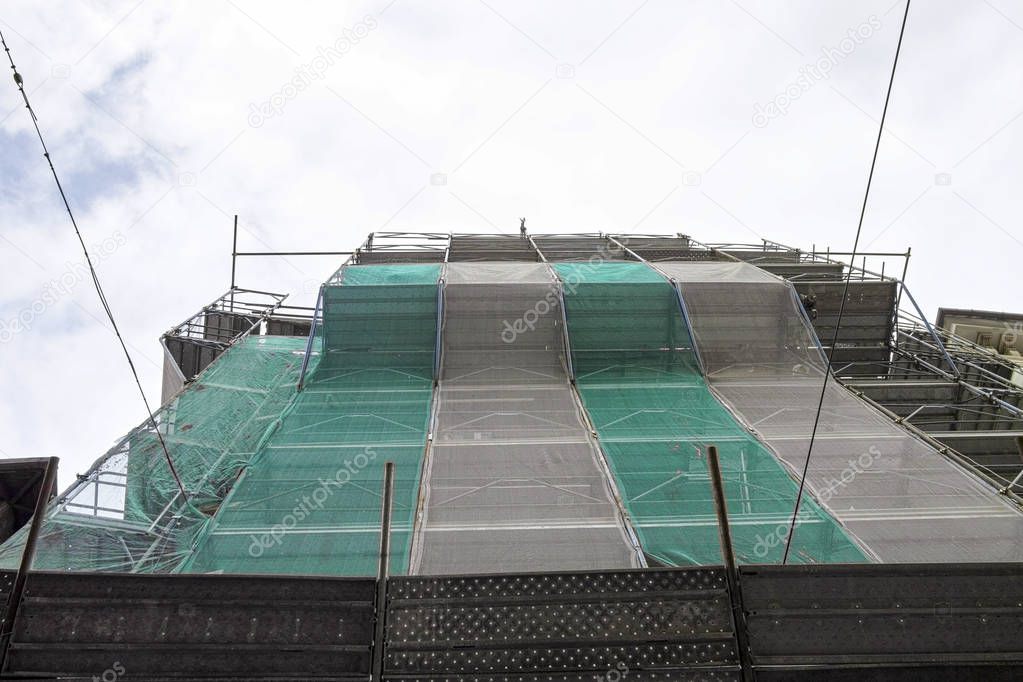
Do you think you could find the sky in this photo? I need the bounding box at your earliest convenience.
[1,0,1022,489]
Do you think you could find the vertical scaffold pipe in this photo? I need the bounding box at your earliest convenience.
[434,279,445,381]
[671,279,707,377]
[372,461,396,681]
[705,446,754,682]
[296,284,325,392]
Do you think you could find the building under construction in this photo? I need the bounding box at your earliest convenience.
[1,232,1022,680]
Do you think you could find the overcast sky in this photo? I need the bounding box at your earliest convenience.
[2,0,1021,488]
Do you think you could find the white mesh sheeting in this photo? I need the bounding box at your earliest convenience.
[414,264,637,574]
[443,262,553,284]
[660,262,825,378]
[665,261,1023,562]
[660,261,781,284]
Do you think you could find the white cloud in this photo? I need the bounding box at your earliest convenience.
[1,0,1022,487]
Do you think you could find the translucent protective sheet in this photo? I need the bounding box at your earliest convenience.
[443,262,551,284]
[555,262,870,566]
[664,261,1023,562]
[413,262,638,574]
[183,264,440,576]
[0,336,307,573]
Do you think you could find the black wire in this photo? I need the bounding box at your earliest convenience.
[1,30,189,500]
[782,0,911,564]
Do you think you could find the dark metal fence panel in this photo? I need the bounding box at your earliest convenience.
[741,563,1023,675]
[2,564,1023,679]
[3,572,375,679]
[0,571,11,636]
[384,567,740,679]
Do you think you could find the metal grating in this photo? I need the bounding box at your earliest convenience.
[0,564,1022,678]
[385,568,740,678]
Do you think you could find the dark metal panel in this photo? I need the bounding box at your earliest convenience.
[88,671,735,682]
[389,674,740,682]
[386,644,739,678]
[204,311,258,341]
[16,596,372,645]
[827,346,892,373]
[265,317,312,336]
[447,235,540,261]
[7,644,369,678]
[0,570,12,631]
[793,280,898,349]
[5,572,375,679]
[722,250,800,263]
[753,664,1023,681]
[389,567,727,601]
[741,563,1023,667]
[533,237,627,261]
[0,458,52,542]
[385,568,739,677]
[163,335,224,381]
[357,250,446,263]
[759,262,845,278]
[21,570,375,602]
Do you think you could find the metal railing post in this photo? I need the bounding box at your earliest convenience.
[898,282,961,378]
[672,280,707,376]
[705,446,754,682]
[433,280,445,381]
[555,280,575,381]
[372,461,396,681]
[230,215,238,312]
[296,285,325,392]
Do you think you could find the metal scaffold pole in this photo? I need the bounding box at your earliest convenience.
[372,461,396,680]
[706,445,754,682]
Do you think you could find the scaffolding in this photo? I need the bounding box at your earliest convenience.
[160,287,311,402]
[5,231,1023,577]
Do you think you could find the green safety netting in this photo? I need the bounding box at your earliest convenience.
[554,262,870,565]
[0,336,308,573]
[339,263,443,286]
[183,264,440,576]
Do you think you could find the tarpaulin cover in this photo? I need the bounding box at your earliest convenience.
[0,336,307,572]
[555,261,869,565]
[664,260,1023,562]
[183,264,440,576]
[412,262,639,574]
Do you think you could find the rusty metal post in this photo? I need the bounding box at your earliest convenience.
[371,461,395,680]
[706,446,754,681]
